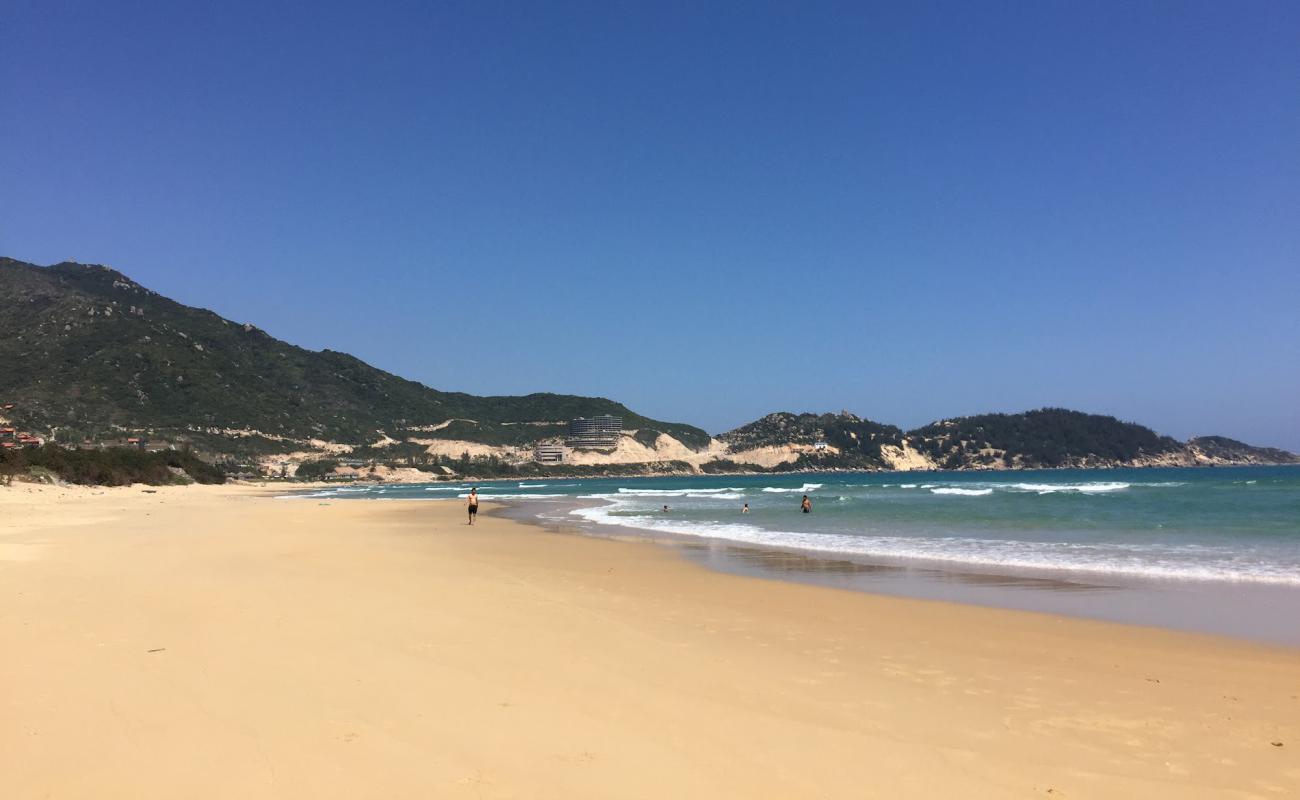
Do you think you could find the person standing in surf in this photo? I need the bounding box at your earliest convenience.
[467,487,479,525]
[800,495,812,513]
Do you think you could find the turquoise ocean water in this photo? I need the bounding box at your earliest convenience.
[296,466,1300,642]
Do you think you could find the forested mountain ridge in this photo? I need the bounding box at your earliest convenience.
[719,412,905,469]
[905,409,1185,469]
[719,409,1298,471]
[0,258,710,452]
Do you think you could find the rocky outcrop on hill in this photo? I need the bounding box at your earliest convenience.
[1185,436,1300,465]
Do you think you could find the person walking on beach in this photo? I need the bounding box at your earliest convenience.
[801,495,812,514]
[467,488,479,525]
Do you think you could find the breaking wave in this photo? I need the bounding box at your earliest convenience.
[567,500,1300,586]
[615,487,744,497]
[761,483,825,493]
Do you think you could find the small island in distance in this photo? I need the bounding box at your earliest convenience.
[3,257,1296,484]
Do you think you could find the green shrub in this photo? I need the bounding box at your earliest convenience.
[294,459,340,480]
[0,445,226,486]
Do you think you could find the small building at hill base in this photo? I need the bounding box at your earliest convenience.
[534,444,566,464]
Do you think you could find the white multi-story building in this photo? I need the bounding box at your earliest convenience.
[566,415,622,449]
[534,444,566,464]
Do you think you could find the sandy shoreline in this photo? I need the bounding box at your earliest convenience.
[2,484,1297,798]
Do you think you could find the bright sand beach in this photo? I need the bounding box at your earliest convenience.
[2,486,1297,799]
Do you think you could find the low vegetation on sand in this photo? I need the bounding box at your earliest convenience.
[0,445,225,487]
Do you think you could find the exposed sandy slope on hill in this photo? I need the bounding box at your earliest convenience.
[724,442,839,468]
[415,438,523,460]
[249,428,1296,480]
[563,432,729,468]
[880,441,939,471]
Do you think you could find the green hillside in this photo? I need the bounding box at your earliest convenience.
[0,258,710,452]
[718,408,1296,471]
[906,408,1184,468]
[720,411,904,469]
[1187,436,1300,465]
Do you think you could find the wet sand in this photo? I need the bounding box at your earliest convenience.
[506,497,1300,646]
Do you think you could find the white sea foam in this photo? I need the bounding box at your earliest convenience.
[615,487,743,497]
[459,492,566,500]
[761,483,825,493]
[424,486,471,492]
[1008,482,1130,494]
[583,491,745,502]
[923,480,1183,495]
[567,500,1300,586]
[906,481,1153,496]
[518,483,548,488]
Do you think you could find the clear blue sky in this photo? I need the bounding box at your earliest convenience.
[3,2,1298,447]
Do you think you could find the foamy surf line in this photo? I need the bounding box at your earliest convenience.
[563,497,1300,587]
[457,492,567,500]
[916,481,1150,495]
[761,483,824,493]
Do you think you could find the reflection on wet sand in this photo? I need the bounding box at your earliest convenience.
[676,541,1115,593]
[505,500,1116,594]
